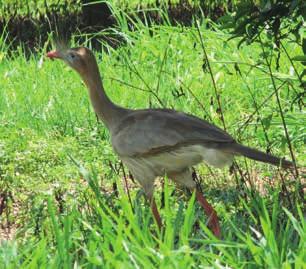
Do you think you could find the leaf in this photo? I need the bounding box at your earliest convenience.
[232,19,252,36]
[259,52,270,59]
[292,55,306,66]
[0,52,5,62]
[234,2,254,20]
[218,14,233,24]
[291,55,306,61]
[218,14,235,29]
[302,38,306,55]
[262,114,273,130]
[237,36,247,48]
[300,69,306,79]
[87,255,103,265]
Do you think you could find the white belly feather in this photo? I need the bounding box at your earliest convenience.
[121,145,234,184]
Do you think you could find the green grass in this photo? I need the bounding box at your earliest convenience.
[0,0,239,19]
[0,6,305,268]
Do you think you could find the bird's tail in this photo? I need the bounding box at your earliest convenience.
[231,143,294,169]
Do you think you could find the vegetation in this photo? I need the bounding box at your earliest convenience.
[0,1,305,268]
[0,0,235,18]
[0,0,237,52]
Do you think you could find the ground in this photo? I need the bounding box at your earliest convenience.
[0,9,305,268]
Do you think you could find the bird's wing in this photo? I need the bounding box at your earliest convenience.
[111,109,235,157]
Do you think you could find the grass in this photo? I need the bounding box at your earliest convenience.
[0,0,235,18]
[0,4,305,268]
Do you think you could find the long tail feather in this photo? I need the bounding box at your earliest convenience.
[232,143,293,169]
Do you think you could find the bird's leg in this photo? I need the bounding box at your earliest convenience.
[150,198,162,230]
[168,170,221,237]
[145,189,162,230]
[195,189,221,238]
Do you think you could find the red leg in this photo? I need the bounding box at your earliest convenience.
[150,198,162,230]
[195,189,221,238]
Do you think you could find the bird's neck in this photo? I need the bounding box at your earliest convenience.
[81,66,126,131]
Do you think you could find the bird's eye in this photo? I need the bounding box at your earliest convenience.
[68,53,76,61]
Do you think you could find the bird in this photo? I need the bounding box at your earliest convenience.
[47,46,293,238]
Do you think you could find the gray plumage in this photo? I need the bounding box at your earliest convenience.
[110,107,292,195]
[47,46,294,236]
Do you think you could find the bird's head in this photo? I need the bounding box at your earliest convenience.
[47,46,96,76]
[47,45,102,88]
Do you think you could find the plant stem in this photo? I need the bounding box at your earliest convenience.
[259,36,299,178]
[195,20,226,130]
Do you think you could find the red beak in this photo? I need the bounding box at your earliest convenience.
[46,50,61,59]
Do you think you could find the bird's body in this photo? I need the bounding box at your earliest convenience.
[111,108,235,195]
[47,47,294,237]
